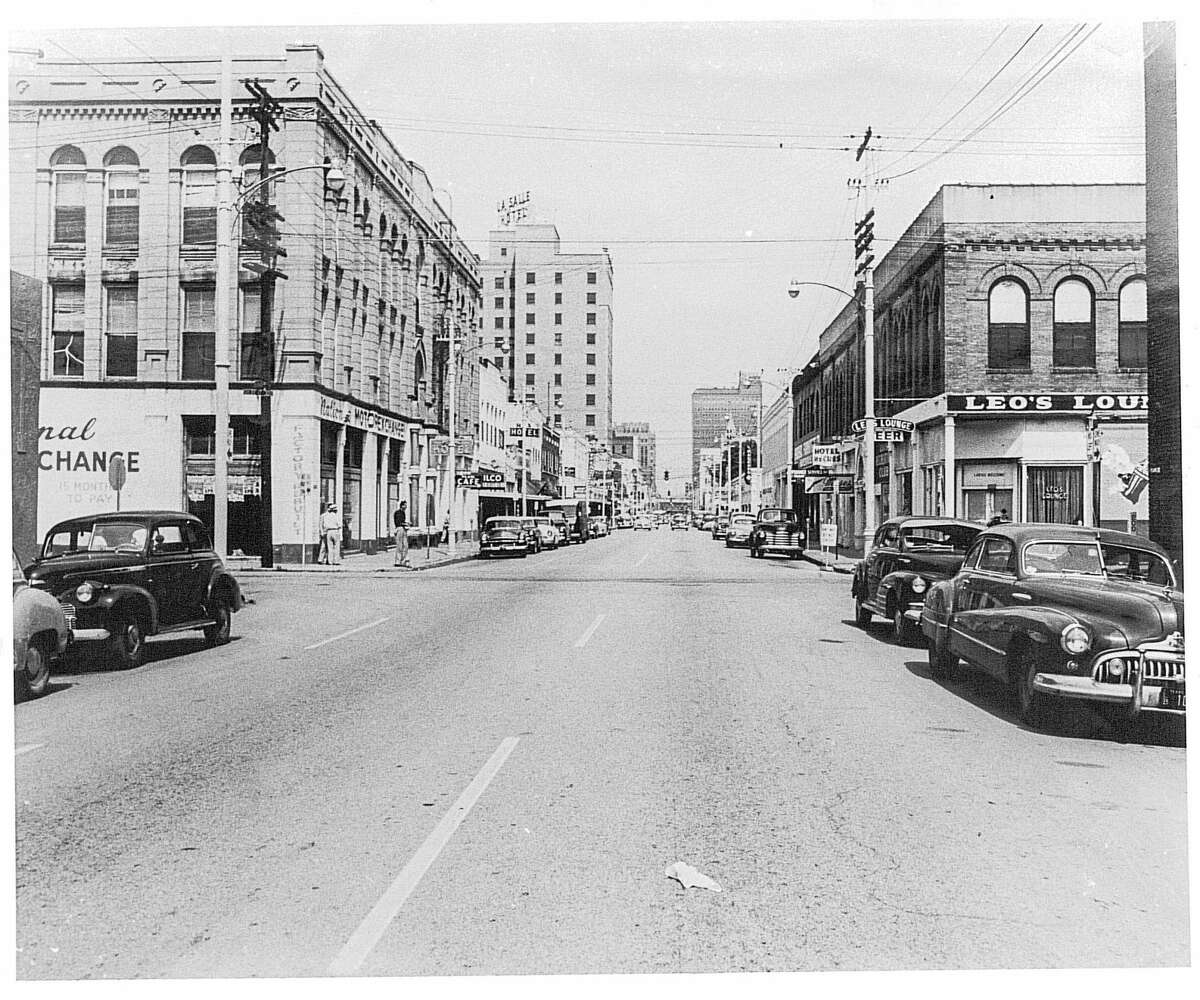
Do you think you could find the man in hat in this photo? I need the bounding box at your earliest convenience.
[320,501,342,565]
[393,500,410,567]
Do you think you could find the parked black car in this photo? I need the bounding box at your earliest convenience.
[748,508,805,559]
[921,524,1184,728]
[852,517,982,644]
[27,511,243,671]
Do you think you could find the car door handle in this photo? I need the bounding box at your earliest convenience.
[1012,592,1032,600]
[190,562,199,570]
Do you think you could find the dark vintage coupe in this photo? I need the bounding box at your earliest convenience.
[479,516,531,558]
[27,511,243,671]
[748,508,805,559]
[920,524,1184,728]
[852,517,983,644]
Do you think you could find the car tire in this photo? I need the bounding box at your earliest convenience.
[204,596,233,646]
[927,632,956,681]
[109,613,145,671]
[16,634,52,701]
[1011,649,1051,729]
[892,606,917,646]
[854,595,872,628]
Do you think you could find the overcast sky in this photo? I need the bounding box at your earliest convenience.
[10,9,1153,483]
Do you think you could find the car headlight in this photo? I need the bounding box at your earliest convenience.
[75,582,94,603]
[1061,624,1091,655]
[911,576,927,594]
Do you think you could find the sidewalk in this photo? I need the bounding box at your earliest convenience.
[228,542,479,575]
[801,547,858,574]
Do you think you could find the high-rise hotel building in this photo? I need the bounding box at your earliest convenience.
[480,224,613,443]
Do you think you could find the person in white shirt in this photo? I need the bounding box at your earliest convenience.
[320,503,342,565]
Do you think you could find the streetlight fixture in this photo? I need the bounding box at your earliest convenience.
[786,277,877,549]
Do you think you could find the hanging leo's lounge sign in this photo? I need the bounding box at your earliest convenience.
[948,393,1148,414]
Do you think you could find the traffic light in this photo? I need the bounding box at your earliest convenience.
[663,470,669,481]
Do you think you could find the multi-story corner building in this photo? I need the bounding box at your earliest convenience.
[480,223,614,442]
[10,44,481,561]
[610,421,657,495]
[691,372,761,484]
[790,183,1147,551]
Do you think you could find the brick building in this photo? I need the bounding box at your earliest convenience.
[480,223,614,443]
[792,184,1148,550]
[690,372,761,484]
[9,45,481,560]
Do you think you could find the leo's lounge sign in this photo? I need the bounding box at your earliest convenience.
[948,393,1148,413]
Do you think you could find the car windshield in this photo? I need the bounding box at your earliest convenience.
[1101,544,1176,586]
[758,510,796,523]
[901,524,979,552]
[487,519,521,530]
[731,515,754,526]
[43,520,146,556]
[1022,541,1104,576]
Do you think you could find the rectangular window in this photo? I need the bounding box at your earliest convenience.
[105,171,140,246]
[587,332,596,345]
[586,373,596,385]
[585,414,596,427]
[494,316,505,329]
[526,332,536,345]
[554,394,563,408]
[554,414,562,427]
[554,331,563,346]
[1026,466,1084,524]
[554,292,562,304]
[526,292,536,304]
[555,272,563,285]
[104,284,138,377]
[494,297,504,308]
[586,353,596,366]
[54,172,86,244]
[526,313,535,325]
[587,292,597,304]
[494,277,504,289]
[525,373,535,385]
[181,285,216,380]
[554,313,562,325]
[526,353,536,365]
[526,271,536,284]
[1119,321,1148,368]
[554,353,562,365]
[239,286,262,379]
[586,393,596,406]
[493,355,504,368]
[554,373,562,386]
[586,313,596,325]
[51,284,85,377]
[182,170,217,245]
[587,272,597,284]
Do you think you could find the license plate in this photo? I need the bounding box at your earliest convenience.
[1160,686,1186,711]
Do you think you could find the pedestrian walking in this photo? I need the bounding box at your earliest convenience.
[393,501,410,566]
[321,503,342,565]
[316,502,329,563]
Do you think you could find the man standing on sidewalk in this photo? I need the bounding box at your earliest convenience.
[393,501,410,567]
[321,503,342,565]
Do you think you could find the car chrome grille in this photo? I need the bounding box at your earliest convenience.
[1092,649,1184,685]
[1142,655,1185,682]
[59,602,77,629]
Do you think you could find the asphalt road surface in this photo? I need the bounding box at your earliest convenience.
[14,527,1190,978]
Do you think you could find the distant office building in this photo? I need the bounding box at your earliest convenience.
[480,223,614,443]
[691,372,761,483]
[610,420,656,494]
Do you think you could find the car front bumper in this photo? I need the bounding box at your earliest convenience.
[1032,673,1185,715]
[1033,645,1185,716]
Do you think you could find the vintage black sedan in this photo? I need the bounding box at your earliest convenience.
[748,508,805,559]
[852,517,982,644]
[27,511,242,671]
[479,516,531,558]
[920,523,1184,728]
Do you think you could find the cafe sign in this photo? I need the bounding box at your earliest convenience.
[455,473,482,489]
[947,393,1148,414]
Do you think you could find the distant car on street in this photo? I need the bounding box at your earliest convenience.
[13,550,71,700]
[748,508,805,559]
[532,517,561,550]
[519,517,542,552]
[479,516,531,558]
[671,514,689,531]
[921,523,1185,728]
[615,514,633,529]
[711,516,730,540]
[725,513,755,548]
[634,514,654,531]
[852,517,982,644]
[546,510,570,546]
[589,517,610,538]
[28,511,242,671]
[700,515,716,532]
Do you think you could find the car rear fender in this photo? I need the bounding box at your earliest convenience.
[12,589,67,647]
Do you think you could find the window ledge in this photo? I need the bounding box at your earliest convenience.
[984,367,1033,374]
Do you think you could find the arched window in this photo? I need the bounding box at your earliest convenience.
[103,147,140,247]
[1052,278,1095,368]
[987,279,1029,370]
[50,145,86,245]
[181,146,217,245]
[1118,277,1148,369]
[413,349,426,400]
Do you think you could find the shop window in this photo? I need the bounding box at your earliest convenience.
[104,284,138,378]
[103,147,140,247]
[51,283,85,378]
[51,146,87,245]
[1118,278,1148,368]
[1052,278,1095,368]
[987,279,1029,370]
[181,146,217,245]
[1026,466,1083,524]
[181,284,216,380]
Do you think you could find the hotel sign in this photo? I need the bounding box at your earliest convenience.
[812,444,840,468]
[947,393,1148,414]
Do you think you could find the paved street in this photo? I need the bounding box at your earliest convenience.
[15,528,1189,978]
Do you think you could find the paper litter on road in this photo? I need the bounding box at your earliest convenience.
[665,861,722,892]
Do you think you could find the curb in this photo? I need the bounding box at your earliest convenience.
[231,552,481,575]
[800,551,855,575]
